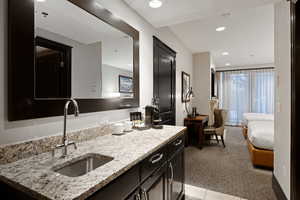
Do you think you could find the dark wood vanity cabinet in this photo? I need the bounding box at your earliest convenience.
[169,147,185,200]
[88,164,140,200]
[140,148,185,200]
[141,164,169,200]
[125,189,141,200]
[88,132,185,200]
[141,146,168,182]
[0,132,185,200]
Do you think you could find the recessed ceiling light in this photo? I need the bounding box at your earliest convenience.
[222,52,229,56]
[149,0,162,8]
[225,63,231,66]
[216,26,226,32]
[36,0,46,2]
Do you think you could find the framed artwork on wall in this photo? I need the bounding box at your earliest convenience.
[119,75,133,93]
[182,71,190,102]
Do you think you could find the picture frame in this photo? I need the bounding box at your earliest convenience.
[119,75,133,93]
[182,71,190,102]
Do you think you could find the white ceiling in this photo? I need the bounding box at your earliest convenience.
[124,0,279,68]
[170,4,275,67]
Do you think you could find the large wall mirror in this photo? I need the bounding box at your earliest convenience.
[8,0,139,121]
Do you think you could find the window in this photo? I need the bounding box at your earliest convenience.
[216,68,275,125]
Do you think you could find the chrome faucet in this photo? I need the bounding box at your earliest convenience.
[52,99,79,158]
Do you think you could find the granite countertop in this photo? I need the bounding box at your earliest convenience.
[0,125,186,200]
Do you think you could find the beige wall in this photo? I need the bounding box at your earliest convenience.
[274,1,291,199]
[192,52,212,115]
[0,0,193,145]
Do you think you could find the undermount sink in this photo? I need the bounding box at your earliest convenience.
[53,153,114,177]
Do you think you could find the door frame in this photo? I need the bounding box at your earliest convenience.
[290,1,300,200]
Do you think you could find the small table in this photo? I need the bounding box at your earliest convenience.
[184,115,209,149]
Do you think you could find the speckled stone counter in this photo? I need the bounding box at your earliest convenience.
[0,125,186,200]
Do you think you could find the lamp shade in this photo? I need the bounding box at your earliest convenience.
[188,87,195,98]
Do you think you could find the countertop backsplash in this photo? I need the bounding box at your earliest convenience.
[0,121,123,165]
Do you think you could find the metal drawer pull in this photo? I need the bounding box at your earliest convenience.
[169,162,174,184]
[150,153,164,164]
[142,188,148,200]
[174,139,182,146]
[135,194,141,200]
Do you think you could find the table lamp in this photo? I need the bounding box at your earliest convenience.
[185,87,195,118]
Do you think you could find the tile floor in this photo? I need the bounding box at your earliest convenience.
[185,184,247,200]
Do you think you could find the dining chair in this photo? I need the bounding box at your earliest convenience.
[204,109,227,148]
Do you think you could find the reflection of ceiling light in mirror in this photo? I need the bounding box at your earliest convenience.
[149,0,162,8]
[222,52,229,56]
[225,63,231,66]
[216,26,226,32]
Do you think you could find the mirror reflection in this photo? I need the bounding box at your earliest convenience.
[34,0,134,99]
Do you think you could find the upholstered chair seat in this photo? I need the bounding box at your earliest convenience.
[204,109,227,148]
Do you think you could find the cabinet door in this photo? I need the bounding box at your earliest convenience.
[126,189,141,200]
[169,147,184,200]
[153,37,176,125]
[87,164,140,200]
[141,164,168,200]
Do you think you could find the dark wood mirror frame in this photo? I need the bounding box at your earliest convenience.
[8,0,140,121]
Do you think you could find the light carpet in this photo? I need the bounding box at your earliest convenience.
[184,126,276,200]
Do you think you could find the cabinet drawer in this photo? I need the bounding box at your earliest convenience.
[88,164,140,200]
[140,163,168,200]
[141,146,167,182]
[168,133,185,158]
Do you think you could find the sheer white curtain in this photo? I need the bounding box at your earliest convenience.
[217,68,275,125]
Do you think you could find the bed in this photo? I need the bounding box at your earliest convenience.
[242,113,274,139]
[247,120,274,168]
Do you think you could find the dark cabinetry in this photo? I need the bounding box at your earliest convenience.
[169,148,184,200]
[0,132,185,200]
[141,146,167,182]
[153,37,176,125]
[88,132,185,200]
[139,133,185,200]
[88,164,140,200]
[126,189,141,200]
[141,164,168,200]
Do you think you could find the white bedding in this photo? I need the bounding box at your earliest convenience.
[243,113,274,126]
[248,120,274,150]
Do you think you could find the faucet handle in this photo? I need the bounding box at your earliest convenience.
[51,147,55,158]
[68,141,77,150]
[51,141,77,158]
[51,146,61,158]
[51,144,67,158]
